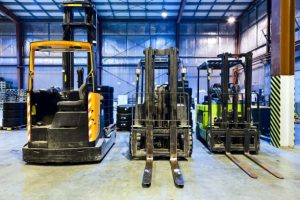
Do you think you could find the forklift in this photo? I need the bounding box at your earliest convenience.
[22,0,116,164]
[130,48,193,188]
[196,52,283,179]
[22,41,116,163]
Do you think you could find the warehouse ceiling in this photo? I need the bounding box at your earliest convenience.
[0,0,255,20]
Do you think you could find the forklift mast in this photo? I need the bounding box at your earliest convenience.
[144,48,179,128]
[218,52,253,128]
[62,0,98,90]
[131,48,192,188]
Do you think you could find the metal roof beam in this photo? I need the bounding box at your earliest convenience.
[1,2,251,6]
[4,9,247,13]
[0,3,19,23]
[177,0,186,24]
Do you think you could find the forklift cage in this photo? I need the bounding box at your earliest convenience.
[132,92,190,127]
[28,40,96,92]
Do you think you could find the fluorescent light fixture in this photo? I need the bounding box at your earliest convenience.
[161,8,168,18]
[227,16,236,24]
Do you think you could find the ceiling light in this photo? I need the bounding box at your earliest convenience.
[227,16,236,24]
[161,8,168,18]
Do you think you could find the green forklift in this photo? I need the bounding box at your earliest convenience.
[196,52,283,179]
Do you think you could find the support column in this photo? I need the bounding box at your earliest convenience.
[16,22,24,89]
[98,17,102,85]
[270,0,295,147]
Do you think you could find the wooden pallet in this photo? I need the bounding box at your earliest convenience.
[0,125,26,131]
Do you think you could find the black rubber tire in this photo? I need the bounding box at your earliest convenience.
[3,110,26,118]
[117,113,132,121]
[116,122,131,130]
[3,103,26,111]
[2,117,24,127]
[117,105,134,114]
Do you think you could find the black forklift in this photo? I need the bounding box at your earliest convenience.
[22,0,116,164]
[130,48,193,188]
[196,52,283,179]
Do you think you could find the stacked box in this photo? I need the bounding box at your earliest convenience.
[0,89,27,128]
[116,105,134,131]
[96,86,114,127]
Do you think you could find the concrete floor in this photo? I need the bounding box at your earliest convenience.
[0,130,300,200]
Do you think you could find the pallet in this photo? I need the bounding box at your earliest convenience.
[0,125,26,131]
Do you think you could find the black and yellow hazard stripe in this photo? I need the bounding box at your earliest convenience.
[270,76,281,148]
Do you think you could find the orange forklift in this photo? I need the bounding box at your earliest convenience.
[22,40,116,163]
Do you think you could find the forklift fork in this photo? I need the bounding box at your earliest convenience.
[170,125,184,187]
[225,153,258,179]
[142,125,154,187]
[225,130,258,178]
[243,153,284,179]
[225,130,283,179]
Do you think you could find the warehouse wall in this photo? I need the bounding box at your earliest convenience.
[0,20,236,100]
[179,22,235,101]
[101,21,176,98]
[101,21,236,100]
[0,21,88,90]
[0,23,17,86]
[238,0,269,102]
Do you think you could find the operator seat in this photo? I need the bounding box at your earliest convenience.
[57,83,88,111]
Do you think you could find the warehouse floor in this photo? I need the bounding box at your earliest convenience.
[0,130,299,200]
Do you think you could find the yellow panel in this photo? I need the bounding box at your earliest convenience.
[65,4,82,7]
[88,92,101,142]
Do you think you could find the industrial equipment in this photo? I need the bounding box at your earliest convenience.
[62,0,114,130]
[62,0,100,89]
[22,41,116,163]
[135,58,194,127]
[196,52,283,179]
[130,48,192,188]
[117,105,134,131]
